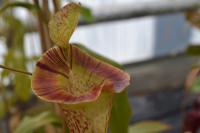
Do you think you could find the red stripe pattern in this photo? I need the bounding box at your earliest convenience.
[31,45,130,132]
[32,45,130,104]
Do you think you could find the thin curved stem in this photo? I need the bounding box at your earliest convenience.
[0,64,32,76]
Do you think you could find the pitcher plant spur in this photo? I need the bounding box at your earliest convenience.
[31,3,130,133]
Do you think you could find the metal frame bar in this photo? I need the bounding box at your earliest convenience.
[79,0,200,25]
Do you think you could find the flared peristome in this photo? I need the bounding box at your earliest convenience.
[32,45,130,104]
[31,45,130,133]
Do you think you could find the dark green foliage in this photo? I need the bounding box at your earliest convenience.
[187,45,200,56]
[80,6,95,22]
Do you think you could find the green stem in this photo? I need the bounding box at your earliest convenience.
[0,64,32,76]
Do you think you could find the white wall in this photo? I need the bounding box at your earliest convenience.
[70,0,191,64]
[1,0,198,65]
[71,17,156,63]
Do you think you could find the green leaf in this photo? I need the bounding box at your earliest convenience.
[0,2,38,15]
[14,75,31,101]
[80,6,94,22]
[74,43,132,133]
[14,111,61,133]
[2,16,32,101]
[129,121,171,133]
[0,100,6,119]
[186,45,200,56]
[191,77,200,93]
[110,90,132,133]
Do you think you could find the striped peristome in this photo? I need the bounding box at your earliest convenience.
[31,45,130,133]
[32,2,130,133]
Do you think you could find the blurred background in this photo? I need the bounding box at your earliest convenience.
[1,0,200,133]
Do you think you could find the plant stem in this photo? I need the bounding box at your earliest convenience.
[42,0,50,24]
[0,65,32,76]
[33,0,48,52]
[52,0,60,13]
[42,0,54,48]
